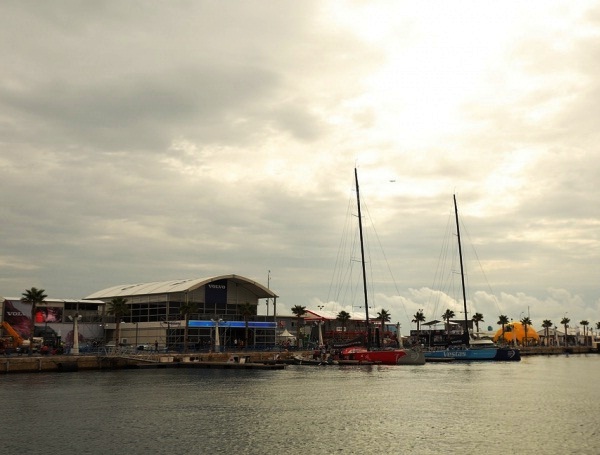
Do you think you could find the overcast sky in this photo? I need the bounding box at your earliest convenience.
[2,1,599,333]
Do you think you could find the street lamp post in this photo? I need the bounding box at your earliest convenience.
[317,320,324,347]
[510,318,516,346]
[211,318,223,352]
[266,270,271,317]
[68,313,82,355]
[563,312,569,347]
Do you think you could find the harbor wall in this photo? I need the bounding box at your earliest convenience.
[0,350,294,374]
[1,347,597,374]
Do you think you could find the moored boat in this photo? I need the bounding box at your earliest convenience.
[422,195,520,362]
[341,345,425,365]
[291,354,336,365]
[338,169,425,366]
[424,345,520,361]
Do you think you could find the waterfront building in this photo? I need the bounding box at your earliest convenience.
[1,274,278,352]
[84,274,278,351]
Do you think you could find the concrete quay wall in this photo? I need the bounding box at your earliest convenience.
[0,354,128,374]
[0,350,294,374]
[520,346,596,356]
[1,347,597,374]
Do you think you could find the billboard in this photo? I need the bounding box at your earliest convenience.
[3,299,63,339]
[3,299,34,338]
[205,279,228,304]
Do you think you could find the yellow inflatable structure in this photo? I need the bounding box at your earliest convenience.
[493,321,540,344]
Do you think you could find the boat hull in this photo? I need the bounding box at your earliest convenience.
[341,347,425,365]
[424,347,520,361]
[290,355,334,366]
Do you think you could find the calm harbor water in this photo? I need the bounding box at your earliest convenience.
[2,354,599,454]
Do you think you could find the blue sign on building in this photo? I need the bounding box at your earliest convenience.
[188,320,277,329]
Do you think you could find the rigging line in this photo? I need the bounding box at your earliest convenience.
[358,194,411,324]
[327,183,366,315]
[451,223,463,314]
[349,202,363,313]
[364,198,412,324]
[327,190,354,305]
[356,196,374,313]
[428,209,454,320]
[359,202,376,307]
[346,218,361,310]
[454,214,473,318]
[460,217,504,317]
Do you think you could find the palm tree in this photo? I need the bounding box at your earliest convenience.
[21,287,47,356]
[472,312,484,334]
[442,309,455,340]
[520,316,532,346]
[237,302,255,349]
[107,297,129,351]
[291,305,306,348]
[542,319,553,346]
[497,315,509,342]
[336,310,351,339]
[376,309,391,346]
[412,309,426,337]
[560,316,570,347]
[179,295,198,353]
[580,320,589,346]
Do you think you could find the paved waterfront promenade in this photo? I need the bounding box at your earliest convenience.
[1,346,596,374]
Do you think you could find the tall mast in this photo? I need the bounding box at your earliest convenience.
[453,194,470,346]
[355,168,371,350]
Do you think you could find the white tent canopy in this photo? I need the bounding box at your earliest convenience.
[277,329,295,339]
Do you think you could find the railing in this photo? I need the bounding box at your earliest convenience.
[97,346,164,362]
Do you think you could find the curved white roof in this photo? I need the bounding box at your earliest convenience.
[84,274,278,300]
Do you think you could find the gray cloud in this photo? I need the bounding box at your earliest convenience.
[1,1,599,331]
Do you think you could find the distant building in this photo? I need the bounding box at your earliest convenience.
[283,309,396,348]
